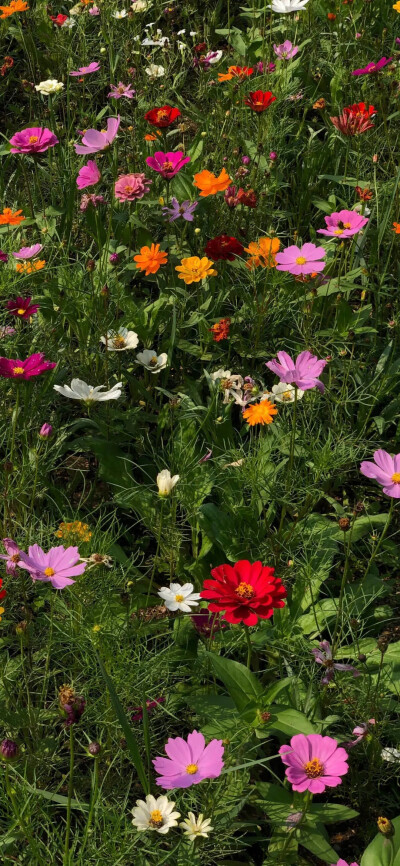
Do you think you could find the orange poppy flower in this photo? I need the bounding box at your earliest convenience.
[393,222,400,234]
[16,259,45,274]
[244,237,280,269]
[193,168,231,197]
[134,243,168,275]
[0,207,25,226]
[218,65,254,82]
[242,400,278,426]
[0,0,28,17]
[175,256,217,285]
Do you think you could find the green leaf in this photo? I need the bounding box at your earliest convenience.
[309,803,359,824]
[300,824,340,863]
[206,652,263,712]
[361,815,400,866]
[24,784,89,811]
[269,707,316,737]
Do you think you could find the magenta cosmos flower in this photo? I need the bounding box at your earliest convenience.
[12,244,43,260]
[69,61,100,76]
[273,40,298,59]
[146,151,191,180]
[279,734,349,794]
[18,544,86,589]
[317,209,368,238]
[153,730,224,790]
[108,82,135,99]
[266,350,327,393]
[114,173,152,201]
[0,538,22,575]
[360,449,400,498]
[275,242,326,275]
[352,57,392,75]
[0,353,56,379]
[10,127,58,154]
[76,160,101,190]
[332,861,359,866]
[74,117,120,155]
[6,297,39,319]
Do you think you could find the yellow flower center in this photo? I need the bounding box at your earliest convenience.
[10,553,20,563]
[149,809,163,828]
[124,185,134,193]
[149,356,158,367]
[162,161,174,171]
[343,222,351,228]
[333,229,344,235]
[118,86,125,93]
[392,473,400,483]
[304,757,324,778]
[296,256,307,265]
[17,308,26,315]
[13,366,24,375]
[175,593,184,602]
[157,109,169,121]
[113,336,126,349]
[235,581,255,599]
[44,567,55,577]
[186,763,198,775]
[29,135,39,144]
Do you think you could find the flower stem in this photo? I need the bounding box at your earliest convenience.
[362,499,395,584]
[63,725,75,866]
[245,626,252,669]
[146,499,165,606]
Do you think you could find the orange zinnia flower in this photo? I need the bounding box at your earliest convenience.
[134,243,168,275]
[210,317,231,342]
[392,222,400,234]
[176,256,217,285]
[0,0,28,17]
[245,237,280,269]
[193,168,231,197]
[0,207,25,226]
[144,131,162,141]
[242,400,278,426]
[218,65,254,82]
[16,259,45,274]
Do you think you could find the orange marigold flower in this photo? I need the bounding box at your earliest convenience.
[0,207,25,226]
[16,259,45,274]
[176,255,217,285]
[0,0,28,17]
[392,222,400,234]
[210,317,231,342]
[242,400,278,426]
[218,65,254,82]
[193,168,231,197]
[134,243,168,275]
[245,237,280,269]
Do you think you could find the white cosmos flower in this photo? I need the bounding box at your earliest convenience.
[100,328,139,351]
[131,794,180,834]
[54,379,122,402]
[35,79,64,95]
[211,369,244,404]
[177,28,186,35]
[145,63,165,79]
[382,747,400,763]
[131,0,151,10]
[62,15,76,26]
[136,349,167,373]
[113,9,128,17]
[269,382,305,403]
[269,0,309,10]
[158,582,201,612]
[180,812,213,841]
[156,469,179,496]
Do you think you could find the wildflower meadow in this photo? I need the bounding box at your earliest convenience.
[1,0,400,863]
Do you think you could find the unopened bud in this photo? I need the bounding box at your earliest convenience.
[338,517,350,532]
[377,816,394,836]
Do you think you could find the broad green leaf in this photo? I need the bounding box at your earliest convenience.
[361,815,400,866]
[269,707,316,737]
[309,803,359,824]
[206,652,263,712]
[300,824,340,863]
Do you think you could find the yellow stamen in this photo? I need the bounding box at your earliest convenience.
[392,473,400,483]
[44,567,55,577]
[149,809,163,828]
[295,256,307,265]
[28,135,39,144]
[12,366,24,375]
[17,308,26,315]
[186,763,198,774]
[304,757,324,778]
[175,593,184,602]
[235,581,255,600]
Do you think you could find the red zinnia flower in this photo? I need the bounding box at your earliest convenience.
[50,13,68,25]
[330,102,376,135]
[204,234,244,261]
[210,317,231,341]
[145,106,181,128]
[0,353,56,379]
[201,559,287,626]
[7,296,39,319]
[244,90,276,112]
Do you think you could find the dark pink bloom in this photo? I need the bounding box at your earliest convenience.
[76,161,101,190]
[266,350,327,393]
[360,449,400,498]
[0,251,8,263]
[146,151,191,180]
[7,297,39,319]
[10,127,58,154]
[70,62,100,76]
[275,242,326,275]
[153,730,224,789]
[0,538,22,575]
[333,861,359,866]
[75,117,120,155]
[130,697,165,722]
[108,82,135,99]
[312,640,360,684]
[39,423,53,439]
[114,173,151,201]
[317,209,368,238]
[256,61,276,73]
[279,733,349,794]
[0,353,56,379]
[12,244,43,260]
[18,544,86,589]
[352,57,392,75]
[190,610,227,637]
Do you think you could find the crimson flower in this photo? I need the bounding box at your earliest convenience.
[200,559,287,626]
[244,90,276,112]
[205,234,244,261]
[50,13,68,25]
[0,353,56,379]
[330,102,376,135]
[6,296,39,319]
[145,106,181,128]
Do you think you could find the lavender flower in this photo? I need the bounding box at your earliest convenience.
[162,197,198,222]
[312,640,360,685]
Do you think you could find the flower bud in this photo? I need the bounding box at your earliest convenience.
[88,742,101,757]
[338,517,350,531]
[109,253,119,265]
[1,739,18,761]
[39,423,53,439]
[358,653,367,663]
[269,151,277,161]
[156,469,179,496]
[377,817,394,836]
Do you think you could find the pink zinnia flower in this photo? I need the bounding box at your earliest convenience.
[332,861,359,866]
[266,350,327,393]
[12,244,43,260]
[273,40,299,59]
[146,151,191,180]
[108,82,135,99]
[74,117,120,155]
[279,733,349,793]
[70,62,100,77]
[6,297,39,319]
[114,172,152,201]
[153,730,224,789]
[0,353,56,379]
[317,209,368,238]
[10,127,58,154]
[18,544,86,589]
[360,449,400,498]
[275,242,326,275]
[0,538,22,575]
[76,160,101,190]
[352,57,392,75]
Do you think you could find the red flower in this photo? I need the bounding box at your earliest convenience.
[201,559,287,626]
[331,102,376,135]
[7,296,39,319]
[210,317,231,342]
[50,13,68,26]
[237,187,257,208]
[244,90,276,112]
[0,577,6,602]
[355,185,373,201]
[205,234,244,262]
[0,353,56,379]
[145,106,181,128]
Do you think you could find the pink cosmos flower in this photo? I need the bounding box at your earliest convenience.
[114,172,152,201]
[360,449,400,498]
[69,62,100,77]
[352,57,392,75]
[89,5,100,13]
[153,730,224,789]
[12,244,43,260]
[266,350,327,393]
[74,117,120,155]
[108,82,135,99]
[10,127,59,154]
[80,194,105,211]
[0,353,56,379]
[317,209,368,238]
[346,718,375,748]
[146,151,191,180]
[0,538,22,575]
[279,733,349,794]
[275,242,326,275]
[273,40,299,59]
[39,423,53,439]
[76,161,101,190]
[18,544,86,589]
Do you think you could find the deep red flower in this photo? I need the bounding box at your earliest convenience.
[50,13,68,26]
[209,317,231,342]
[201,560,286,626]
[7,296,39,319]
[1,55,13,76]
[244,90,276,112]
[331,102,376,135]
[205,234,244,262]
[0,353,56,379]
[0,578,6,602]
[355,185,373,201]
[145,106,181,128]
[237,187,257,208]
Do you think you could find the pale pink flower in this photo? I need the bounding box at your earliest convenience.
[70,62,100,77]
[360,449,400,498]
[266,350,327,393]
[114,172,151,201]
[18,544,86,589]
[0,538,22,575]
[153,730,224,789]
[108,82,135,99]
[275,242,326,275]
[74,117,120,155]
[317,209,368,238]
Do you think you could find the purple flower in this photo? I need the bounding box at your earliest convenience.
[273,40,299,59]
[146,151,191,179]
[317,209,368,238]
[76,160,101,190]
[256,60,276,73]
[360,449,400,498]
[108,82,135,99]
[130,697,165,722]
[241,155,251,165]
[162,197,197,222]
[190,610,227,637]
[0,538,22,575]
[346,718,375,748]
[10,127,58,154]
[352,57,392,75]
[62,696,86,726]
[70,62,100,77]
[18,544,86,589]
[269,151,277,160]
[0,739,18,760]
[75,116,120,155]
[153,730,224,789]
[312,640,360,685]
[266,350,327,393]
[275,242,326,275]
[12,244,43,260]
[109,253,120,265]
[39,423,53,439]
[89,5,100,14]
[0,251,8,263]
[80,193,105,211]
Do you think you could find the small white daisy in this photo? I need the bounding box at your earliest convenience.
[158,582,201,612]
